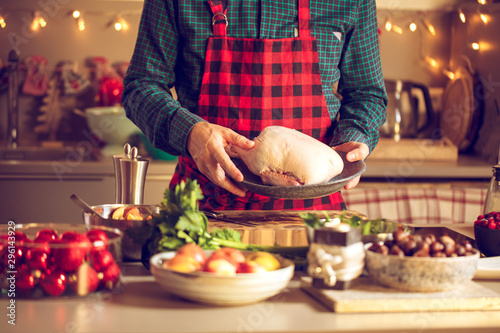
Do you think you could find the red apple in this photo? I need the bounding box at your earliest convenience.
[163,253,200,272]
[176,243,207,266]
[237,261,268,274]
[202,257,237,276]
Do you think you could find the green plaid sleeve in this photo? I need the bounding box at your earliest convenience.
[330,0,388,153]
[122,0,205,156]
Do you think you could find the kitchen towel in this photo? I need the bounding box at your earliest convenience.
[343,188,486,224]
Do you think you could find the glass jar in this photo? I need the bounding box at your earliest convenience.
[483,164,500,214]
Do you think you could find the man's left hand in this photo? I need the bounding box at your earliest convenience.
[333,141,369,190]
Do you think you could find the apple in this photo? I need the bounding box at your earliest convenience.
[176,243,207,266]
[111,206,127,220]
[202,257,237,276]
[245,252,281,271]
[237,261,267,274]
[124,207,144,221]
[210,248,245,265]
[163,253,200,273]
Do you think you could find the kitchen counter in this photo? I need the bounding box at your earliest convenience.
[0,152,493,224]
[0,153,493,179]
[1,225,500,333]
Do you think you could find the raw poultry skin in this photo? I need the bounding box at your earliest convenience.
[228,126,344,186]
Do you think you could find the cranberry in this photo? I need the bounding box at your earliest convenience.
[100,262,120,289]
[26,248,50,271]
[86,229,109,251]
[50,239,88,273]
[35,229,58,242]
[91,250,114,272]
[40,271,67,297]
[16,265,35,295]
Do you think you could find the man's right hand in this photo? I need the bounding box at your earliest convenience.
[187,122,255,197]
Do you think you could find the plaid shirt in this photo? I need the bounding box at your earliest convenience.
[122,0,387,156]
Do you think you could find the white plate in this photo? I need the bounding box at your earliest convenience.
[474,257,500,280]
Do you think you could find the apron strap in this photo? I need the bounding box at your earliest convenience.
[298,0,311,37]
[208,0,228,37]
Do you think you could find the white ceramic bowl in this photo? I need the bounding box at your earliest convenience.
[85,107,142,155]
[150,251,295,306]
[364,246,480,292]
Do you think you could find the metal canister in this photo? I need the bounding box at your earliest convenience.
[117,145,149,204]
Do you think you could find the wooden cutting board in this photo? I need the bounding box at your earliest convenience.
[301,276,500,313]
[206,210,363,247]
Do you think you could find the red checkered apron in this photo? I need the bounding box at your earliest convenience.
[170,0,345,211]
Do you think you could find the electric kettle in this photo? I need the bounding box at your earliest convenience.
[380,80,435,140]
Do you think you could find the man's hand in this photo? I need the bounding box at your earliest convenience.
[187,122,255,196]
[333,141,369,190]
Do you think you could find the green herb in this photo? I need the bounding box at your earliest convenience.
[135,179,308,268]
[300,211,408,236]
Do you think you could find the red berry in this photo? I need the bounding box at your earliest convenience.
[26,248,50,271]
[488,221,497,229]
[86,229,109,251]
[35,229,58,242]
[91,250,114,272]
[40,271,67,297]
[69,263,99,295]
[474,219,482,226]
[100,262,120,289]
[477,214,485,220]
[16,265,35,295]
[50,239,88,273]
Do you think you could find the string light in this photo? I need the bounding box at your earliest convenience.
[391,25,403,34]
[385,21,392,32]
[480,13,489,24]
[472,42,480,50]
[409,22,417,32]
[0,15,5,28]
[425,57,439,69]
[423,20,436,36]
[114,15,129,31]
[72,10,81,19]
[459,10,466,23]
[77,17,85,31]
[477,0,486,4]
[31,11,47,31]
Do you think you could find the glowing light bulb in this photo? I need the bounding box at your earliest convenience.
[385,21,392,32]
[459,10,466,23]
[0,16,5,29]
[443,70,455,80]
[114,22,122,31]
[481,14,488,24]
[73,10,81,19]
[478,0,486,4]
[472,42,480,50]
[78,17,85,31]
[409,22,417,32]
[392,25,403,34]
[426,57,439,68]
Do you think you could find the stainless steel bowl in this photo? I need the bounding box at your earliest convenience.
[83,204,159,261]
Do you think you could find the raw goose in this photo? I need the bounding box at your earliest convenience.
[228,126,344,186]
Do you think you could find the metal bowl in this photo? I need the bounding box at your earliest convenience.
[83,204,159,261]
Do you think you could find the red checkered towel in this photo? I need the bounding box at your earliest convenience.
[343,188,487,225]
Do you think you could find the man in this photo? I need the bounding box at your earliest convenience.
[122,0,387,210]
